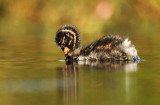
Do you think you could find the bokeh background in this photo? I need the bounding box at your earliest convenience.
[1,0,160,57]
[1,0,160,36]
[1,0,160,56]
[1,0,160,105]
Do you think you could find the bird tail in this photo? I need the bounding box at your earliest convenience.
[121,38,139,60]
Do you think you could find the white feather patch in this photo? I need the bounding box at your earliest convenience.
[77,52,97,61]
[121,38,137,57]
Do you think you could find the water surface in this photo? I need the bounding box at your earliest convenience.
[0,35,160,105]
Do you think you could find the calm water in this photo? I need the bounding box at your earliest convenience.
[0,35,160,105]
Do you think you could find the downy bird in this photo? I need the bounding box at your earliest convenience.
[55,24,140,62]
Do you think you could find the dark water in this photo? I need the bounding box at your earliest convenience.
[0,35,160,105]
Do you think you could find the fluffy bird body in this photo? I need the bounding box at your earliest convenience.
[55,24,140,62]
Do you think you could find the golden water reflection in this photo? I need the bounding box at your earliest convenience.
[56,61,138,105]
[0,32,160,105]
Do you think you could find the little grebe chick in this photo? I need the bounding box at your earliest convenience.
[55,24,140,61]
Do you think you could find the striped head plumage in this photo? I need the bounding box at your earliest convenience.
[55,24,81,56]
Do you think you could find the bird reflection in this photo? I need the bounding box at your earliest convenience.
[57,60,139,105]
[65,60,138,71]
[57,62,79,105]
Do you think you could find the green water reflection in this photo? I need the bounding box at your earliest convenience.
[0,35,160,105]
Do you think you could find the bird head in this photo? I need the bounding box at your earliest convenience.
[55,24,81,56]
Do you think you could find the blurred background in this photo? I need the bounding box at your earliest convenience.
[0,0,160,56]
[0,0,160,36]
[0,0,160,105]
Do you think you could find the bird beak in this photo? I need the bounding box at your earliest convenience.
[64,47,70,56]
